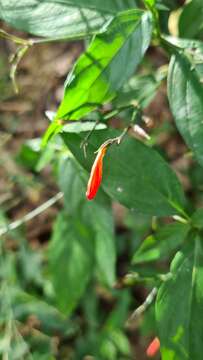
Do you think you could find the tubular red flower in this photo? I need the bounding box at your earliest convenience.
[146,337,160,358]
[86,145,107,200]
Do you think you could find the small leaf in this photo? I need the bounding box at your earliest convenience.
[41,121,62,148]
[62,121,106,133]
[132,222,190,264]
[164,35,203,52]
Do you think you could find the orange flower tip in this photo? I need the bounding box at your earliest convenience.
[146,337,160,358]
[86,189,94,201]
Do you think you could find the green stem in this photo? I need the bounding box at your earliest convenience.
[10,45,29,94]
[98,125,130,151]
[143,1,161,40]
[80,119,100,157]
[0,29,32,46]
[31,31,97,45]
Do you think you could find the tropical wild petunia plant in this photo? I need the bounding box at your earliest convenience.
[1,0,203,359]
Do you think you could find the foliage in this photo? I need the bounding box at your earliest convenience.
[1,0,203,359]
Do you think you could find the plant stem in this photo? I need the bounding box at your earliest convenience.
[0,192,63,236]
[0,29,33,46]
[126,287,157,327]
[31,31,97,45]
[98,126,130,152]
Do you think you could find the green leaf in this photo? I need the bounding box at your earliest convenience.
[156,237,203,360]
[48,212,94,315]
[13,291,77,336]
[42,118,106,147]
[132,222,190,264]
[113,72,161,109]
[58,157,116,287]
[56,9,152,121]
[109,329,130,356]
[41,120,62,148]
[0,0,136,38]
[164,35,203,52]
[179,0,203,39]
[62,121,107,133]
[191,207,203,230]
[62,129,186,216]
[58,157,87,213]
[144,0,156,7]
[85,202,116,286]
[168,52,203,166]
[16,139,41,171]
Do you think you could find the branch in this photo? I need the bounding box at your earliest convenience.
[126,287,157,328]
[0,192,63,236]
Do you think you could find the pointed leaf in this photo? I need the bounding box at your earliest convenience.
[132,222,190,264]
[156,237,203,360]
[56,9,152,120]
[168,52,203,166]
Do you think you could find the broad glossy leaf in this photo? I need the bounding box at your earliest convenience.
[168,52,203,166]
[62,129,186,216]
[0,0,136,38]
[48,212,94,315]
[156,237,203,360]
[132,222,190,264]
[56,10,152,120]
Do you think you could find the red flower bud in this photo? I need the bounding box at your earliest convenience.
[86,145,107,200]
[146,337,160,358]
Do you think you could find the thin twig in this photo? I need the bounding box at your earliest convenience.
[126,287,157,327]
[80,119,100,157]
[31,31,97,44]
[10,45,29,93]
[97,125,130,152]
[0,28,97,94]
[0,29,32,46]
[0,192,63,237]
